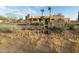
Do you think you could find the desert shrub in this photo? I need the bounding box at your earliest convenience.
[30,23,39,26]
[50,26,64,33]
[0,24,20,33]
[64,24,75,30]
[74,26,79,33]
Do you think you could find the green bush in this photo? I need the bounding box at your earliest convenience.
[64,24,75,30]
[50,26,64,33]
[74,26,79,33]
[0,24,20,33]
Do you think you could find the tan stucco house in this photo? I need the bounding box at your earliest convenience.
[25,15,70,25]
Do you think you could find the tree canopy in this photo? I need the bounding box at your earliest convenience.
[0,16,7,20]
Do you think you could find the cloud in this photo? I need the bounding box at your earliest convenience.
[28,8,36,14]
[35,6,45,9]
[0,6,16,16]
[0,6,6,9]
[0,6,7,16]
[7,8,37,17]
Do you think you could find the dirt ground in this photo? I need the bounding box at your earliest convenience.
[0,30,79,53]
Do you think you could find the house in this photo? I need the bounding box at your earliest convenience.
[26,16,40,24]
[25,15,70,25]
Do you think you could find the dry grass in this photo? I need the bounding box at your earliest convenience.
[0,30,78,53]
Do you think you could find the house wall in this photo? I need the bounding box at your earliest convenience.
[31,18,39,23]
[49,16,70,27]
[26,15,70,25]
[50,16,70,24]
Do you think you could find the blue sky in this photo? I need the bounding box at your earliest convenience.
[0,6,79,20]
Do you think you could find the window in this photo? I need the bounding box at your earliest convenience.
[39,18,42,22]
[33,19,37,21]
[51,19,54,20]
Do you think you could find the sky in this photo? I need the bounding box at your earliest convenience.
[0,6,79,20]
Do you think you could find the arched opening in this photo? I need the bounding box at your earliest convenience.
[51,19,55,20]
[33,18,37,21]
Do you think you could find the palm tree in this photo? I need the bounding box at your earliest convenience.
[41,9,44,16]
[48,7,52,17]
